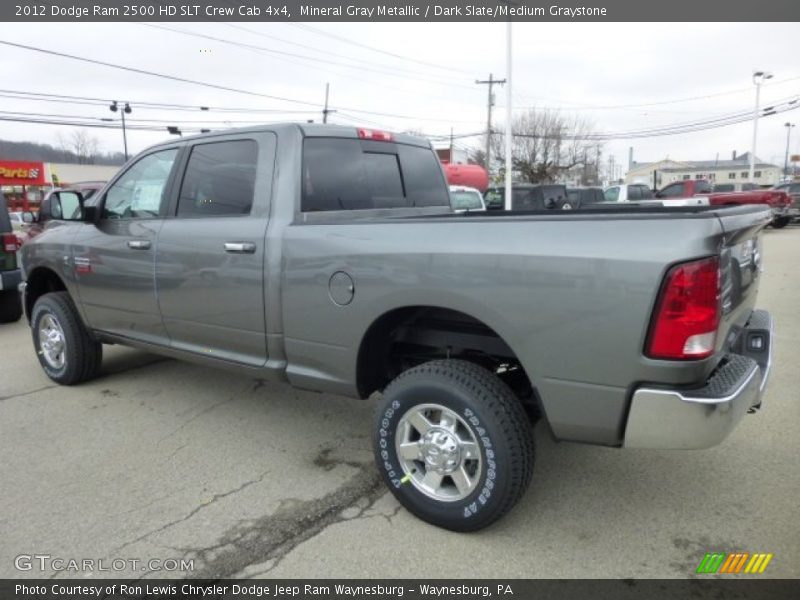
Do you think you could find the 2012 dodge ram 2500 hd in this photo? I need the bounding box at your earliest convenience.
[20,124,775,531]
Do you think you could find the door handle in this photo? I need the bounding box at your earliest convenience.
[127,240,151,250]
[224,242,256,254]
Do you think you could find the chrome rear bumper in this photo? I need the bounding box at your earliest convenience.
[624,309,773,449]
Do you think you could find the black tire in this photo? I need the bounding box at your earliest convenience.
[374,359,535,532]
[0,289,23,323]
[31,291,102,385]
[771,217,790,229]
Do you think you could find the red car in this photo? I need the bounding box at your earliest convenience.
[656,179,792,228]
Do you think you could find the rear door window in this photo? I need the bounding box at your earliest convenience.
[604,187,619,202]
[302,138,447,212]
[628,186,641,201]
[177,140,258,217]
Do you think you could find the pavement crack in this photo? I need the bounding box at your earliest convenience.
[156,386,245,445]
[112,471,270,555]
[181,461,386,578]
[0,384,58,402]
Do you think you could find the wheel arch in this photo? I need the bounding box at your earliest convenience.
[23,267,68,322]
[355,305,543,423]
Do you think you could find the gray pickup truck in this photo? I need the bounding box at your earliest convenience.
[20,124,774,531]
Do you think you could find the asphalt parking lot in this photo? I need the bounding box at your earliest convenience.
[1,225,799,580]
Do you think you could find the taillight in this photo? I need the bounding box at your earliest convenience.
[767,191,790,207]
[357,128,394,142]
[647,256,721,360]
[2,233,18,252]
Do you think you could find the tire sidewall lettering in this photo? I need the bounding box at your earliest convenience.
[377,388,498,520]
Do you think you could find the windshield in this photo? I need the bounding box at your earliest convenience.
[450,190,483,210]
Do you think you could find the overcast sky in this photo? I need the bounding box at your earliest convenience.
[1,21,799,172]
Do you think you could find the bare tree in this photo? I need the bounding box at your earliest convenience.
[491,109,602,183]
[57,130,101,165]
[467,148,487,168]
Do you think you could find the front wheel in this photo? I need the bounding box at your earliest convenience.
[373,359,535,532]
[31,291,102,385]
[771,216,790,229]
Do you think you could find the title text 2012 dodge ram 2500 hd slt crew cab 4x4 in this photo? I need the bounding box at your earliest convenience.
[20,124,775,531]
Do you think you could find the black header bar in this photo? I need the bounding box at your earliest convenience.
[3,0,799,22]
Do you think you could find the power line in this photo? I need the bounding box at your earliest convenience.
[0,90,320,114]
[0,115,209,132]
[288,23,473,75]
[423,99,800,142]
[0,109,316,125]
[507,76,800,111]
[141,23,476,91]
[220,23,474,85]
[0,41,477,123]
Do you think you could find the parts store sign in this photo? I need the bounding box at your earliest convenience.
[0,161,46,186]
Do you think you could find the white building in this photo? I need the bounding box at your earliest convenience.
[626,153,782,188]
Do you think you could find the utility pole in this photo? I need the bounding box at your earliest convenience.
[449,127,454,162]
[322,83,335,124]
[784,122,795,178]
[749,70,773,182]
[476,73,506,176]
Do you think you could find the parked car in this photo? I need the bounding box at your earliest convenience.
[21,124,775,532]
[656,179,792,228]
[566,186,605,208]
[449,185,486,212]
[772,181,800,221]
[604,183,655,202]
[484,183,569,210]
[603,183,708,207]
[655,180,713,198]
[0,191,24,322]
[8,211,36,229]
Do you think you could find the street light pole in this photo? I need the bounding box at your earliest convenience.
[749,71,773,183]
[784,122,795,178]
[504,20,513,211]
[110,101,132,161]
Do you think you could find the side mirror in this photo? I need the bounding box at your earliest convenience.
[50,191,92,222]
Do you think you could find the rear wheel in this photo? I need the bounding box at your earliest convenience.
[0,290,23,323]
[771,216,790,229]
[374,359,535,532]
[31,291,102,385]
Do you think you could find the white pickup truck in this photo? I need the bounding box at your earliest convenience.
[604,183,709,207]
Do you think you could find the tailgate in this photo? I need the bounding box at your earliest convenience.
[715,205,771,352]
